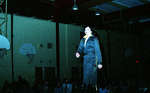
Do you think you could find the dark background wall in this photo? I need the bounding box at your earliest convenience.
[0,14,150,88]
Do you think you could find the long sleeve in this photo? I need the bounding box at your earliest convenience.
[77,38,84,54]
[94,37,102,64]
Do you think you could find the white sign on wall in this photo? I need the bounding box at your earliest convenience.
[19,43,36,55]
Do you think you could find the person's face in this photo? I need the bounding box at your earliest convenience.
[84,27,92,35]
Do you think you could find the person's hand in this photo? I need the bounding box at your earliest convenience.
[76,52,80,58]
[98,64,103,69]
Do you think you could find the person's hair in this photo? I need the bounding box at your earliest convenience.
[84,26,93,31]
[82,25,96,34]
[80,25,101,39]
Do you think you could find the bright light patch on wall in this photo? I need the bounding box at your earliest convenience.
[112,0,144,8]
[0,35,10,50]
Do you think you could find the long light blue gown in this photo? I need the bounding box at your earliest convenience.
[77,35,102,87]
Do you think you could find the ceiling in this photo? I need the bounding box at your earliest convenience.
[1,0,150,29]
